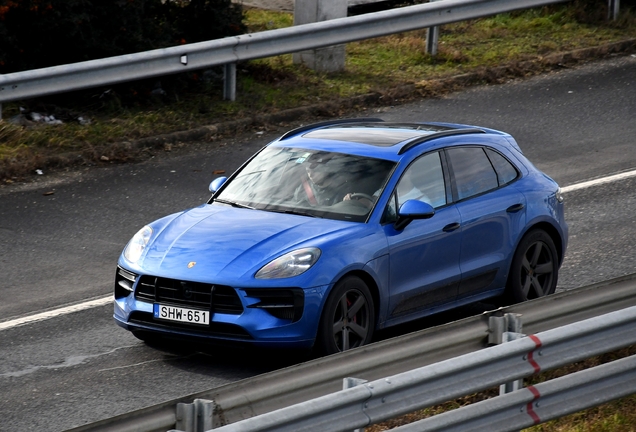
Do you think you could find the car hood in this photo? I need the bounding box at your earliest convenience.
[140,204,359,280]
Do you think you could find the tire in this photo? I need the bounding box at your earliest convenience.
[316,276,375,355]
[507,229,559,303]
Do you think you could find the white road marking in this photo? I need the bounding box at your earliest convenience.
[2,168,635,332]
[0,296,112,331]
[560,168,636,193]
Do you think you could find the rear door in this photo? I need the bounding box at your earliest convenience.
[445,146,526,301]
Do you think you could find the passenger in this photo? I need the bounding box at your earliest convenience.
[397,168,429,206]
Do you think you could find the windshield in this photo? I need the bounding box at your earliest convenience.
[215,147,396,222]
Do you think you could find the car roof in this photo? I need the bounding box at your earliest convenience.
[269,118,514,160]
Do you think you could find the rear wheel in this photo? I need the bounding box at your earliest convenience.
[507,229,558,303]
[316,276,375,355]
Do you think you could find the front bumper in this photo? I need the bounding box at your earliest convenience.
[113,267,329,349]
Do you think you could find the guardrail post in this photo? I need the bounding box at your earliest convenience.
[173,398,215,432]
[426,27,439,56]
[223,63,237,101]
[425,0,441,55]
[499,330,525,394]
[489,313,525,395]
[488,312,523,345]
[344,377,368,432]
[608,0,620,20]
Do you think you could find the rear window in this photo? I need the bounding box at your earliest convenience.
[486,148,519,186]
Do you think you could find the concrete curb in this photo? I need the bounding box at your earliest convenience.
[2,38,635,180]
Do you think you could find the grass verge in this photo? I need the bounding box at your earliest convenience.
[0,3,635,182]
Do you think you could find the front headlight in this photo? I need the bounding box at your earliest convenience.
[124,225,153,263]
[255,247,321,279]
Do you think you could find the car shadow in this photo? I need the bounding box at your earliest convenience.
[138,300,501,373]
[373,300,501,342]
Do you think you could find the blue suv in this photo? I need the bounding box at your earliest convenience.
[114,119,568,354]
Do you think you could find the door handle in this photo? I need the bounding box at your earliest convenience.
[506,203,525,213]
[443,222,461,232]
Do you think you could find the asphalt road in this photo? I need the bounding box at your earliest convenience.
[0,54,635,431]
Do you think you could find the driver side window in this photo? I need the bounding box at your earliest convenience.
[397,152,446,208]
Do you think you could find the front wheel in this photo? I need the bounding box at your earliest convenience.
[507,229,559,303]
[316,276,375,355]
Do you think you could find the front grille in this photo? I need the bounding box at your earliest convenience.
[129,312,252,339]
[135,275,243,314]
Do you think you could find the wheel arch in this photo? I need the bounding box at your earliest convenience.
[338,269,381,328]
[314,269,380,354]
[522,221,565,266]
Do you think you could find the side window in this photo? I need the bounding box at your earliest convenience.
[397,152,446,208]
[447,147,498,201]
[485,148,519,186]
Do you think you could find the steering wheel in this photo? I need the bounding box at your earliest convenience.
[346,192,375,209]
[348,193,374,202]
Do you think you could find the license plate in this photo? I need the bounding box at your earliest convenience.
[153,304,210,325]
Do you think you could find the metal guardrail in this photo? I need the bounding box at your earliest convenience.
[66,274,636,432]
[397,354,636,431]
[0,0,569,113]
[206,303,636,431]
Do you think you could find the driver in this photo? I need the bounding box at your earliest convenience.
[294,154,347,206]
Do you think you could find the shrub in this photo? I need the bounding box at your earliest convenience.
[0,0,245,74]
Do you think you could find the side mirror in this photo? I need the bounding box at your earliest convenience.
[394,199,435,230]
[209,176,227,194]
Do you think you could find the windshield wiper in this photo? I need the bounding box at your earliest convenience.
[268,208,318,218]
[215,199,255,210]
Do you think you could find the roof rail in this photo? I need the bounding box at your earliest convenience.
[398,128,486,155]
[278,118,384,140]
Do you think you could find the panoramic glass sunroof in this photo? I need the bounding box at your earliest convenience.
[302,123,452,146]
